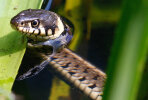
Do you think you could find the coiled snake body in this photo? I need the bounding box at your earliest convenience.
[10,9,106,100]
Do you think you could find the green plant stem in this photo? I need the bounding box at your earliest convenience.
[103,0,148,100]
[64,0,87,50]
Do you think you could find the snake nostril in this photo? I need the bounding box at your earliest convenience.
[10,18,19,29]
[10,18,15,25]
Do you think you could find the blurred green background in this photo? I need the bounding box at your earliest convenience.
[0,0,147,100]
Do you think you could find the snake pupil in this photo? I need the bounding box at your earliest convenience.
[20,22,24,26]
[31,20,38,27]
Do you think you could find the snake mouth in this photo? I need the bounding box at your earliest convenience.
[20,31,51,42]
[16,25,65,42]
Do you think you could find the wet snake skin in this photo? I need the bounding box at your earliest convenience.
[49,48,106,100]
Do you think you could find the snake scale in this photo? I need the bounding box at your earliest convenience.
[10,9,106,100]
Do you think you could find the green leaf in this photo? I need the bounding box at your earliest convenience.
[0,0,43,98]
[103,0,148,100]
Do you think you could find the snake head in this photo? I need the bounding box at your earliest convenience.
[11,9,73,55]
[10,9,72,41]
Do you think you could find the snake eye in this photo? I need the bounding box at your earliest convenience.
[31,20,39,27]
[20,22,24,26]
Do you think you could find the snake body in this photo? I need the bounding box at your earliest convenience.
[49,48,106,100]
[10,9,106,100]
